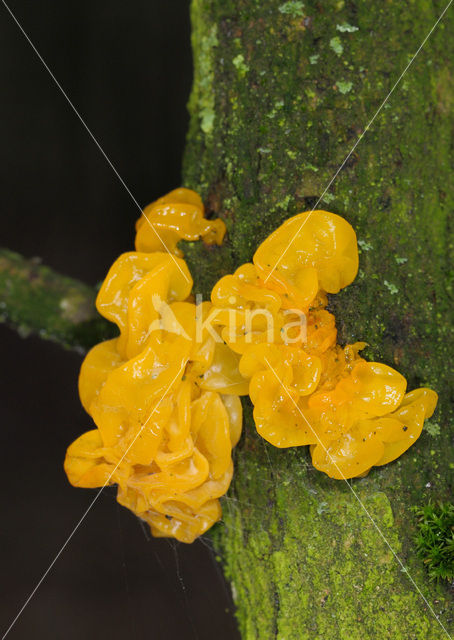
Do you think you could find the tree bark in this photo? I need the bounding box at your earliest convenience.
[182,0,454,638]
[0,249,114,352]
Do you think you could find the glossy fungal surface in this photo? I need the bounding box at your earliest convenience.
[65,193,439,544]
[64,190,241,543]
[135,187,226,256]
[254,210,359,308]
[211,209,438,479]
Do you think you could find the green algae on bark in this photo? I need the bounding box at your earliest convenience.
[0,248,114,352]
[184,0,454,637]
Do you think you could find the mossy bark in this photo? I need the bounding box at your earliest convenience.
[183,1,454,638]
[0,249,114,351]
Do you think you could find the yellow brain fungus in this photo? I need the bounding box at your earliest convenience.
[135,187,226,256]
[65,190,439,543]
[64,189,246,543]
[210,209,437,479]
[254,210,359,307]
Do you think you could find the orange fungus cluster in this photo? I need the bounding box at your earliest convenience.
[64,188,438,541]
[64,189,247,543]
[210,209,437,480]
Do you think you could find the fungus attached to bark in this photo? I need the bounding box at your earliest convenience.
[211,209,438,479]
[64,190,243,543]
[65,193,438,544]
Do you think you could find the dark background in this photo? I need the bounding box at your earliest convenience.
[0,2,239,638]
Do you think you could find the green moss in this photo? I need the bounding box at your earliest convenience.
[233,54,250,76]
[329,36,343,56]
[425,421,442,437]
[216,443,451,639]
[188,0,219,136]
[335,80,353,94]
[278,1,305,17]
[336,22,359,33]
[383,280,399,295]
[414,502,454,582]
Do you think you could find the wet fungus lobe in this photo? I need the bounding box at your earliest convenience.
[64,189,438,542]
[210,208,437,479]
[64,189,246,544]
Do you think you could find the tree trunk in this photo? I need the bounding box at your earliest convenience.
[182,0,454,638]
